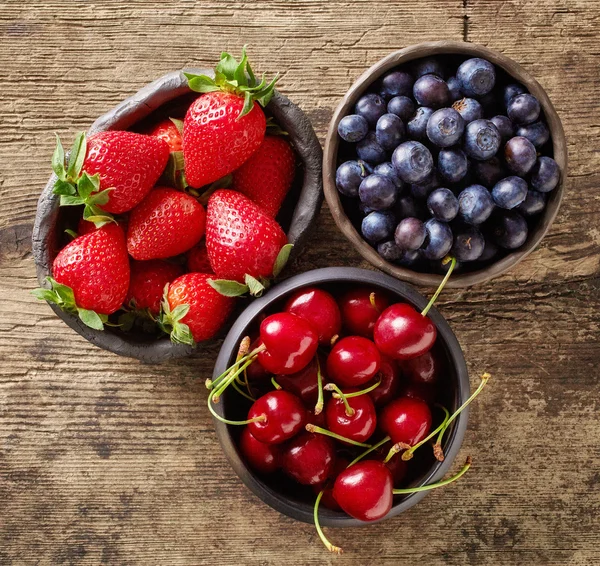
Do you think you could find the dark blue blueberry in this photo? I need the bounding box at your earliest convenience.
[517,190,546,216]
[394,217,426,251]
[490,210,528,249]
[458,184,495,225]
[490,115,514,142]
[335,160,369,197]
[374,162,405,190]
[427,188,459,222]
[447,76,463,101]
[379,71,414,100]
[530,156,560,193]
[410,170,440,200]
[422,219,453,260]
[478,239,499,262]
[356,131,387,164]
[407,107,434,140]
[456,58,496,97]
[438,148,468,184]
[492,176,528,209]
[412,57,444,78]
[375,113,405,151]
[463,119,501,161]
[397,249,423,268]
[452,98,483,124]
[473,156,505,187]
[387,96,416,121]
[337,114,369,142]
[359,202,374,215]
[516,121,550,149]
[451,226,485,261]
[504,136,537,177]
[377,240,404,261]
[503,84,526,107]
[413,74,450,108]
[394,194,423,219]
[426,108,465,148]
[392,141,434,184]
[355,93,387,126]
[361,210,396,243]
[507,93,541,125]
[359,173,398,210]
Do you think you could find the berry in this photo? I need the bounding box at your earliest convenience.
[456,58,496,97]
[387,96,416,121]
[478,239,499,262]
[356,131,387,164]
[148,118,183,152]
[379,71,414,99]
[516,121,550,149]
[517,190,546,216]
[368,355,401,406]
[490,210,528,249]
[240,427,281,474]
[394,194,423,219]
[463,119,501,161]
[379,396,432,445]
[473,156,505,187]
[325,390,377,444]
[355,93,387,126]
[276,355,324,405]
[507,93,541,125]
[282,432,335,485]
[374,162,404,190]
[492,176,528,209]
[361,211,396,243]
[375,113,405,151]
[394,217,426,251]
[438,148,468,184]
[413,57,444,79]
[446,76,463,101]
[426,108,465,147]
[338,287,390,338]
[452,226,485,262]
[186,244,213,273]
[490,115,515,142]
[284,287,341,345]
[392,141,433,184]
[336,160,370,198]
[504,136,537,177]
[503,84,526,107]
[530,156,560,193]
[338,114,369,142]
[413,74,450,108]
[126,260,183,315]
[327,336,381,387]
[410,170,440,200]
[359,174,398,210]
[427,188,459,222]
[377,240,404,262]
[247,390,306,444]
[397,249,423,268]
[458,184,495,225]
[422,218,453,260]
[406,107,434,141]
[400,349,441,385]
[452,97,483,124]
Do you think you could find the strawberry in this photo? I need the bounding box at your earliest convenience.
[231,135,296,217]
[33,224,130,329]
[148,118,183,152]
[127,187,206,260]
[186,243,213,273]
[160,273,235,344]
[126,260,183,315]
[183,48,278,188]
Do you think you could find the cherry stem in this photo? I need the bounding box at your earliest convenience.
[369,292,380,313]
[231,379,255,402]
[314,357,324,416]
[421,256,457,317]
[211,358,256,403]
[333,379,381,400]
[207,390,266,425]
[383,442,411,463]
[392,456,472,494]
[347,436,391,468]
[206,341,265,390]
[305,423,372,448]
[271,377,282,390]
[314,490,343,555]
[238,369,254,400]
[323,383,354,416]
[402,405,450,462]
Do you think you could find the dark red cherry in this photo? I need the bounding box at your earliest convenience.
[257,313,319,375]
[312,456,350,511]
[374,303,437,360]
[401,382,437,404]
[338,287,390,338]
[285,287,342,345]
[382,452,408,487]
[276,354,326,405]
[245,338,271,382]
[281,432,336,485]
[239,426,281,474]
[326,336,381,387]
[400,349,441,385]
[332,460,393,521]
[368,355,401,407]
[379,396,432,446]
[247,390,306,444]
[306,407,327,428]
[325,390,377,444]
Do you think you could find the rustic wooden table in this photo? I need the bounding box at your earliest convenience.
[1,1,599,565]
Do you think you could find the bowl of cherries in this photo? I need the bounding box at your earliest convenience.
[208,266,489,554]
[323,41,567,287]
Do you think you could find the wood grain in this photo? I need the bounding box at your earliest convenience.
[1,1,599,565]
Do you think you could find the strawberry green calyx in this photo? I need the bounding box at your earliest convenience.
[184,46,279,119]
[158,285,195,346]
[52,132,114,227]
[32,276,108,330]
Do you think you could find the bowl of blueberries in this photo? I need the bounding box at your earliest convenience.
[323,41,567,287]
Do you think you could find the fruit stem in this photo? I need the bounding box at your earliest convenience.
[314,357,324,416]
[207,340,265,390]
[271,377,282,390]
[211,357,256,403]
[402,405,450,462]
[383,442,411,463]
[369,292,380,313]
[421,256,457,317]
[323,383,354,416]
[314,491,343,555]
[392,456,472,494]
[305,424,372,448]
[231,379,255,402]
[333,380,381,400]
[347,436,391,468]
[208,389,266,425]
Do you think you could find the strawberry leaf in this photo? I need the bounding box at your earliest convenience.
[170,321,195,346]
[118,310,137,332]
[185,73,220,93]
[239,91,255,120]
[64,229,78,239]
[53,179,76,196]
[77,308,106,330]
[52,134,66,180]
[233,46,249,87]
[208,279,249,297]
[87,188,113,206]
[169,117,184,134]
[216,51,239,79]
[66,132,87,180]
[244,274,265,297]
[77,171,98,200]
[59,195,84,207]
[83,203,113,227]
[32,288,58,302]
[172,151,185,171]
[273,243,294,277]
[170,304,190,321]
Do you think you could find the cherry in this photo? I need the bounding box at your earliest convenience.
[276,354,325,406]
[247,390,306,444]
[281,432,336,486]
[400,349,441,385]
[284,287,342,345]
[325,389,377,444]
[306,407,327,428]
[326,336,381,387]
[401,382,437,404]
[338,287,390,338]
[368,355,401,406]
[379,396,432,447]
[257,312,319,375]
[312,456,350,511]
[245,338,271,382]
[383,452,408,487]
[239,426,281,474]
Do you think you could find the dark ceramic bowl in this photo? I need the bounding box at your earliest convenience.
[323,41,567,288]
[212,267,469,526]
[32,69,323,363]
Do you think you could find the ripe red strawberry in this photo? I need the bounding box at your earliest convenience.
[231,135,296,217]
[186,243,213,273]
[148,118,183,152]
[160,273,236,344]
[183,48,278,188]
[127,187,206,260]
[126,260,183,315]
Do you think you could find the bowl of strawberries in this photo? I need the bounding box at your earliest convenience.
[32,49,323,362]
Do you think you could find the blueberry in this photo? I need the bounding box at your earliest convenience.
[503,84,526,107]
[456,58,496,97]
[447,76,463,101]
[427,188,459,222]
[392,141,434,184]
[337,114,369,143]
[492,176,528,209]
[422,219,453,260]
[407,107,434,140]
[377,240,404,261]
[490,115,514,142]
[463,119,501,161]
[516,121,550,149]
[387,96,416,121]
[374,162,405,191]
[530,156,560,192]
[394,194,423,219]
[451,226,485,261]
[410,170,440,200]
[507,93,541,125]
[473,157,505,187]
[361,210,396,243]
[359,173,398,210]
[438,148,468,183]
[413,75,450,108]
[356,131,387,164]
[478,239,499,262]
[412,57,444,79]
[397,249,423,268]
[490,210,528,249]
[426,108,465,147]
[394,217,426,251]
[504,136,537,177]
[379,71,414,100]
[517,190,546,216]
[458,184,495,225]
[359,202,374,215]
[478,92,500,115]
[375,113,405,151]
[355,93,387,126]
[452,98,483,124]
[335,160,369,197]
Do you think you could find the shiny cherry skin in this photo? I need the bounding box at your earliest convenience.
[333,460,394,521]
[247,390,306,444]
[257,312,319,375]
[374,303,437,360]
[281,432,336,485]
[338,287,390,338]
[401,382,437,404]
[312,456,350,511]
[239,426,281,474]
[380,451,408,487]
[284,287,341,345]
[306,407,327,428]
[276,354,326,405]
[368,355,401,406]
[326,336,381,387]
[325,389,377,444]
[245,338,271,382]
[400,349,441,385]
[379,396,432,446]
